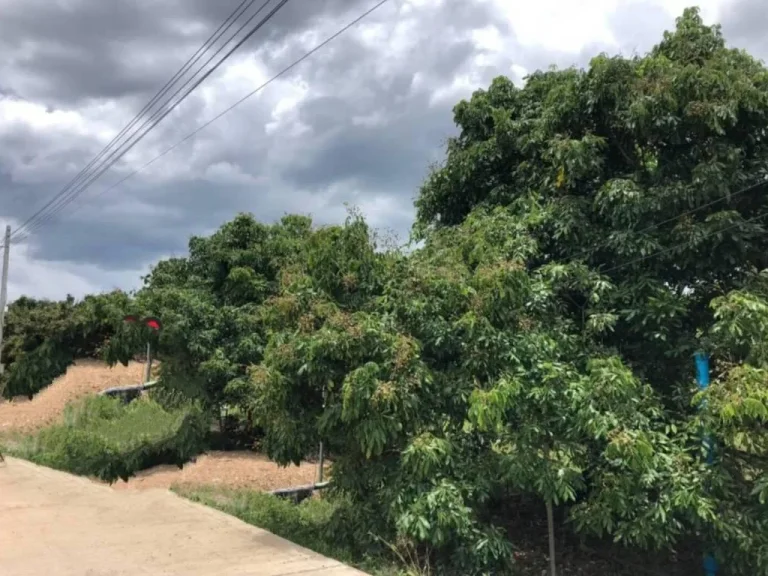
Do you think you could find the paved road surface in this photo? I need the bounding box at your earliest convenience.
[0,457,368,576]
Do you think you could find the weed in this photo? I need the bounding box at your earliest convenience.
[10,395,207,482]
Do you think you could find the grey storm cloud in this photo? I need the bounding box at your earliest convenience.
[1,0,767,294]
[0,0,372,106]
[1,0,511,270]
[720,0,768,60]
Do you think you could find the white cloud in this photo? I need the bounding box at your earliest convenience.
[264,79,311,137]
[0,97,107,184]
[429,74,476,107]
[498,0,618,52]
[492,0,729,55]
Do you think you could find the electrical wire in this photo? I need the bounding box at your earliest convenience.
[12,0,284,242]
[540,178,768,277]
[12,0,286,243]
[11,0,263,242]
[627,176,767,237]
[11,0,393,244]
[598,210,768,276]
[13,0,283,242]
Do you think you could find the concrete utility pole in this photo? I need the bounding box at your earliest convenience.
[0,225,10,376]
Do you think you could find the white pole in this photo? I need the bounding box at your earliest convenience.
[317,389,327,483]
[144,341,152,384]
[0,225,11,377]
[317,441,325,483]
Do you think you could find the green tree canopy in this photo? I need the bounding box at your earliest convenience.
[415,7,768,402]
[1,290,133,398]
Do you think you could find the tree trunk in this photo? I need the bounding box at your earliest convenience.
[546,500,557,576]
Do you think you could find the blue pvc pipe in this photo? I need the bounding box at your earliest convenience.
[695,351,717,576]
[704,554,718,576]
[695,352,710,389]
[695,352,715,465]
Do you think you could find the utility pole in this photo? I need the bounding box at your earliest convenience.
[0,225,10,376]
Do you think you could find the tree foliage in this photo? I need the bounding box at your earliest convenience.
[397,7,768,572]
[1,290,133,398]
[415,7,768,404]
[104,214,318,413]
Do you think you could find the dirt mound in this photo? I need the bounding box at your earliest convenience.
[111,451,326,492]
[1,360,323,492]
[0,360,145,433]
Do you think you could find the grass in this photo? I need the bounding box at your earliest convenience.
[6,395,208,482]
[174,484,406,576]
[173,485,701,576]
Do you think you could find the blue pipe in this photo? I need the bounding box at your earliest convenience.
[704,555,717,576]
[695,352,717,576]
[695,352,710,390]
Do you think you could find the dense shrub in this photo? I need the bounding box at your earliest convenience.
[1,291,133,399]
[102,214,322,438]
[16,395,208,483]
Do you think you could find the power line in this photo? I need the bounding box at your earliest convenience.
[12,0,287,243]
[15,0,284,242]
[574,175,768,262]
[11,0,263,242]
[12,0,284,242]
[12,0,393,244]
[14,0,282,243]
[599,211,768,276]
[556,178,768,277]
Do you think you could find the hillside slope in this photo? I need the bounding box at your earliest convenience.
[0,359,321,491]
[0,360,145,433]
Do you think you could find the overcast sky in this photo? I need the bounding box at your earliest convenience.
[0,0,764,301]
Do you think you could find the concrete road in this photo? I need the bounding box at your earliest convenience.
[0,457,368,576]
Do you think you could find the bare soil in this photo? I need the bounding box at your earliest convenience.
[0,359,145,433]
[111,451,326,492]
[1,360,322,492]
